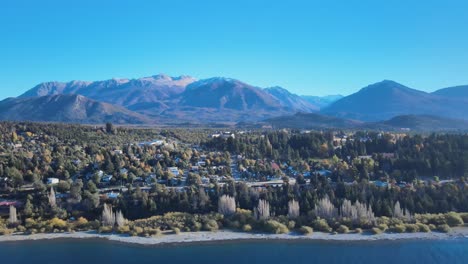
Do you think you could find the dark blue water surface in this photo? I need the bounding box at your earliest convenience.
[1,238,468,264]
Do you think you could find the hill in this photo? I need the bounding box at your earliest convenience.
[323,80,468,121]
[432,85,468,99]
[0,94,148,124]
[374,114,468,131]
[264,112,362,129]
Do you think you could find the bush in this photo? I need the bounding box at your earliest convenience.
[313,219,332,233]
[288,221,296,230]
[371,227,382,235]
[242,224,252,232]
[99,226,113,233]
[0,228,14,235]
[377,224,388,232]
[354,228,363,234]
[392,224,406,233]
[459,213,468,223]
[298,226,313,235]
[146,228,162,236]
[437,224,451,233]
[444,212,464,227]
[203,220,219,232]
[428,224,437,231]
[75,217,89,229]
[117,226,130,234]
[173,227,181,235]
[417,223,431,233]
[265,220,289,234]
[337,225,349,234]
[25,218,37,229]
[405,224,419,233]
[133,226,144,235]
[17,225,27,232]
[48,218,67,230]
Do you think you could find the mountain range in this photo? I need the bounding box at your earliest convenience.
[1,74,468,130]
[322,80,468,121]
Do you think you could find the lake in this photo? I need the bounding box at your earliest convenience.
[1,238,468,264]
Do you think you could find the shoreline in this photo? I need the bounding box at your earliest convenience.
[1,228,468,245]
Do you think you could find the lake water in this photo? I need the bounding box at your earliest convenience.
[1,238,468,264]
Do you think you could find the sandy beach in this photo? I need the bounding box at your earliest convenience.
[1,228,468,245]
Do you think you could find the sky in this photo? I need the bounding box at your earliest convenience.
[1,0,468,99]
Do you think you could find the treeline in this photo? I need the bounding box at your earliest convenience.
[204,131,468,180]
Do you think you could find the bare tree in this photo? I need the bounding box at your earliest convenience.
[115,210,126,228]
[314,196,337,220]
[254,199,270,220]
[340,199,375,225]
[218,195,236,216]
[393,201,412,221]
[9,205,18,224]
[48,187,56,207]
[101,204,115,226]
[353,201,375,225]
[340,199,355,219]
[288,199,300,219]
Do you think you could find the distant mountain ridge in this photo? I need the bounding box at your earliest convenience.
[20,74,196,108]
[261,113,468,131]
[431,85,468,99]
[3,74,468,127]
[323,80,468,121]
[0,94,148,124]
[300,95,343,110]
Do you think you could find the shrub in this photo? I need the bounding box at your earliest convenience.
[371,227,382,235]
[405,224,419,233]
[99,226,113,233]
[25,218,37,229]
[75,217,89,229]
[337,225,349,234]
[298,226,313,235]
[377,224,388,232]
[444,212,464,227]
[392,224,406,233]
[313,219,332,233]
[48,218,67,230]
[265,220,289,234]
[117,225,130,234]
[288,221,296,230]
[133,226,144,235]
[242,224,252,232]
[203,220,219,232]
[192,222,202,232]
[354,228,363,234]
[146,228,162,236]
[417,223,431,233]
[0,228,14,235]
[428,224,437,230]
[173,227,181,235]
[437,224,451,233]
[459,213,468,223]
[16,225,27,232]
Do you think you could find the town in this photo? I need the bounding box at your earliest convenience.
[0,122,467,236]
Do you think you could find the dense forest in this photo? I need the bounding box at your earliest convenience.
[0,122,467,236]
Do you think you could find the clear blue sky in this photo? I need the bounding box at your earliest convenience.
[1,0,468,99]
